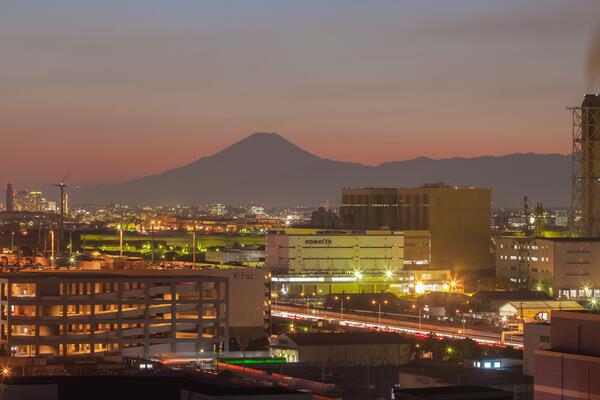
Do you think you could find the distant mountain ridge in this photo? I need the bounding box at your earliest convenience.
[72,132,571,208]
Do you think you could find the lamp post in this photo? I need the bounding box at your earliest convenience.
[412,304,422,330]
[50,230,55,267]
[118,224,123,256]
[150,220,155,265]
[191,224,197,266]
[335,295,350,320]
[372,300,388,324]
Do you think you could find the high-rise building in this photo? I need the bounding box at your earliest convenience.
[5,182,14,212]
[339,185,491,269]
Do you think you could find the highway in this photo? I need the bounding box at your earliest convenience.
[272,304,523,348]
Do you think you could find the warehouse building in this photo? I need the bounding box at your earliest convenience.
[339,185,491,269]
[266,229,404,276]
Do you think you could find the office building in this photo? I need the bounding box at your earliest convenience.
[495,237,600,297]
[340,185,491,269]
[0,270,230,357]
[535,310,600,399]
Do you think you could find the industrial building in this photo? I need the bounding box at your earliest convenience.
[339,185,491,269]
[0,270,232,358]
[495,236,600,297]
[534,310,600,399]
[266,228,404,276]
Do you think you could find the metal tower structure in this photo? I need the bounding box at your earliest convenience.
[569,94,600,237]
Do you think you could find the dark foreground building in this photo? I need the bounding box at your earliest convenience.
[0,374,311,400]
[391,385,512,400]
[535,310,600,399]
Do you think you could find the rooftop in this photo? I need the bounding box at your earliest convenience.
[282,332,411,346]
[0,269,228,280]
[393,385,511,399]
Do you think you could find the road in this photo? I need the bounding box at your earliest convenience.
[272,304,523,348]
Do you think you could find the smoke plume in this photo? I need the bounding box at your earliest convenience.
[586,28,600,93]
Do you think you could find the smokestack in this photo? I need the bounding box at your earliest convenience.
[586,28,600,93]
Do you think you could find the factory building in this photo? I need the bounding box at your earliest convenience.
[339,185,491,269]
[266,229,403,277]
[495,237,600,298]
[0,270,233,358]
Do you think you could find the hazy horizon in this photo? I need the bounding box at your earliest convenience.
[2,0,600,188]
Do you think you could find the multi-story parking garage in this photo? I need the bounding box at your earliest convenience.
[0,270,230,357]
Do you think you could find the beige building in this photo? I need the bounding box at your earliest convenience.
[266,229,404,277]
[339,185,491,269]
[495,237,600,297]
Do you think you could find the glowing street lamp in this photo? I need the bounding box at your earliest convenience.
[371,299,388,324]
[334,295,350,319]
[117,224,123,256]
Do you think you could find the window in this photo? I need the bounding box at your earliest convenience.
[494,362,501,368]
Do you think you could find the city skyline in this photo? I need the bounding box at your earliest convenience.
[2,1,600,187]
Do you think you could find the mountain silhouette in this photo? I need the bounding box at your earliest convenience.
[72,132,571,208]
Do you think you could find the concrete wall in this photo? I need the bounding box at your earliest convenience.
[523,322,550,376]
[197,268,268,343]
[551,311,600,356]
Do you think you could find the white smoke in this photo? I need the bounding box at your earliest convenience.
[586,28,600,93]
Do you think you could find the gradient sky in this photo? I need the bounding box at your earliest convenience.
[2,0,600,190]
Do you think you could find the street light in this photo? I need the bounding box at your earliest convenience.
[371,299,388,324]
[412,304,422,330]
[150,220,155,265]
[334,295,350,319]
[117,224,123,256]
[50,230,55,267]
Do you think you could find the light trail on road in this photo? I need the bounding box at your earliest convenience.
[272,305,522,348]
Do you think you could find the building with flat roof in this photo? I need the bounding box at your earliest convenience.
[535,310,600,399]
[495,236,600,297]
[266,229,404,276]
[272,332,411,366]
[0,270,231,358]
[0,374,312,400]
[340,185,491,269]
